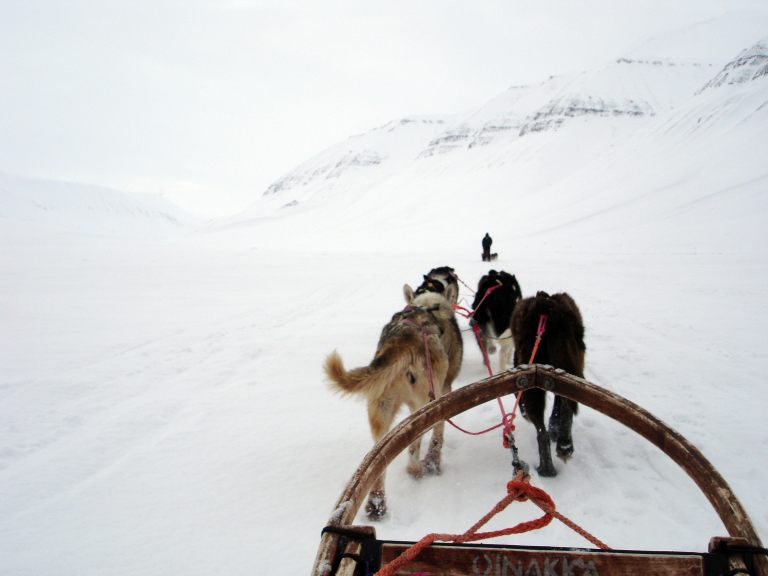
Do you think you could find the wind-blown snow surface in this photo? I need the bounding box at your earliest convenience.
[3,18,768,576]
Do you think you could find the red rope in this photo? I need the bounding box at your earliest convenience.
[374,473,554,576]
[441,321,518,439]
[401,313,439,401]
[445,311,550,441]
[422,330,435,401]
[454,272,477,296]
[453,282,501,321]
[528,314,548,366]
[374,471,610,576]
[446,411,512,436]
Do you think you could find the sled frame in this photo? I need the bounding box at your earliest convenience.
[312,364,766,576]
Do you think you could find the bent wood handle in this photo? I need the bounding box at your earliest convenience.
[312,365,765,575]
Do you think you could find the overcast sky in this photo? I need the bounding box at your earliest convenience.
[1,0,763,217]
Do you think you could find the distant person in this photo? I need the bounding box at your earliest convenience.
[482,233,493,261]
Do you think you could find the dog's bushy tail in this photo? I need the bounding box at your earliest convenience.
[324,347,413,401]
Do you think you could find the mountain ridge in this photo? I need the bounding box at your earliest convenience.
[0,171,197,239]
[221,22,767,259]
[247,16,767,216]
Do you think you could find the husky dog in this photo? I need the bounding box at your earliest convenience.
[324,284,463,519]
[412,266,459,305]
[511,291,585,477]
[470,270,523,372]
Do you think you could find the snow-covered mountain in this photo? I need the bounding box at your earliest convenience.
[699,39,768,90]
[225,17,767,263]
[222,21,768,263]
[250,116,452,214]
[0,171,196,240]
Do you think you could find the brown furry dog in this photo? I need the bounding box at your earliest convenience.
[324,284,463,519]
[511,291,585,477]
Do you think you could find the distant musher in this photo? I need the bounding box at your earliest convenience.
[482,233,494,261]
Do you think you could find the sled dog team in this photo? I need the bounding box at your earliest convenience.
[324,266,585,519]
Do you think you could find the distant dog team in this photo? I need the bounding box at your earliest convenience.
[323,265,586,518]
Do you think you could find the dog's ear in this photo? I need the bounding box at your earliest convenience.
[403,283,415,304]
[444,282,457,304]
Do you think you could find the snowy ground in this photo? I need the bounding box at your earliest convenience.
[2,17,767,573]
[1,219,766,575]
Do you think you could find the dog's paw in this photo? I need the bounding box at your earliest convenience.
[365,491,387,520]
[536,463,558,477]
[407,462,425,478]
[556,442,574,461]
[422,455,441,476]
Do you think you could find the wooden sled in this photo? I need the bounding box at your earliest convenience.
[312,365,767,576]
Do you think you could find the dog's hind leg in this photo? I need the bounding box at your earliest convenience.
[551,396,576,460]
[498,328,513,372]
[406,363,448,477]
[406,422,444,478]
[420,360,449,476]
[405,405,430,478]
[521,388,557,477]
[406,439,423,478]
[484,327,497,355]
[423,421,444,475]
[548,396,562,443]
[365,395,400,520]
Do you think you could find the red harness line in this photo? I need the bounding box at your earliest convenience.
[421,328,436,401]
[450,279,548,441]
[414,286,549,441]
[401,309,441,401]
[507,313,549,423]
[455,280,502,320]
[443,322,514,437]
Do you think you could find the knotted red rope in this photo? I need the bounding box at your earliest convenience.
[374,470,609,576]
[374,473,554,576]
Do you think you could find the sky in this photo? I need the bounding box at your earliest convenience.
[1,0,764,217]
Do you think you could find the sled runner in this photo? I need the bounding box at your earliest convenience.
[312,365,767,576]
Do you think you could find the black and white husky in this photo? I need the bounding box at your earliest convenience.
[470,269,522,372]
[412,266,459,305]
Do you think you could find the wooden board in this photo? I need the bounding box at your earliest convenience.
[379,542,715,576]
